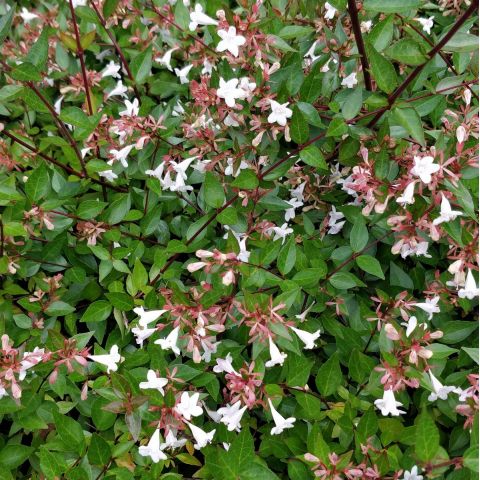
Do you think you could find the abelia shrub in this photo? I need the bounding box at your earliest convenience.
[0,0,478,479]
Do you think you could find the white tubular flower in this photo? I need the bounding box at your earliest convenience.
[217,401,248,432]
[324,2,337,20]
[138,429,167,463]
[267,100,293,126]
[341,72,358,89]
[174,64,193,84]
[401,465,423,480]
[374,388,405,416]
[432,194,463,225]
[99,170,118,182]
[413,296,440,320]
[410,155,440,184]
[109,144,135,168]
[155,47,179,71]
[216,26,246,57]
[415,16,434,35]
[154,326,181,355]
[132,327,157,347]
[101,60,121,78]
[139,370,168,395]
[458,269,479,300]
[107,80,128,98]
[427,370,461,402]
[119,98,139,117]
[267,399,296,435]
[217,78,245,107]
[213,353,238,374]
[185,421,216,449]
[134,306,167,328]
[189,3,219,31]
[265,337,287,368]
[289,326,321,350]
[88,345,123,374]
[20,7,39,23]
[175,392,203,420]
[396,182,416,207]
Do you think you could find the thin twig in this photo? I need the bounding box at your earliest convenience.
[397,14,479,101]
[367,2,478,127]
[1,130,127,193]
[149,3,218,56]
[347,0,372,91]
[88,0,141,99]
[68,0,94,115]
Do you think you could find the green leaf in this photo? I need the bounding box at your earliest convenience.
[132,259,148,291]
[356,409,379,447]
[326,117,348,137]
[0,444,34,469]
[415,410,439,462]
[53,410,86,454]
[350,218,369,252]
[444,32,479,53]
[204,171,225,208]
[217,206,238,225]
[367,15,394,51]
[290,106,309,144]
[46,301,76,316]
[59,106,91,128]
[39,448,67,479]
[341,88,363,120]
[363,0,421,13]
[348,349,376,383]
[366,43,398,94]
[299,73,322,103]
[25,29,50,69]
[386,39,427,65]
[107,194,131,224]
[278,25,314,39]
[105,292,134,311]
[103,0,120,18]
[88,434,111,466]
[293,267,327,287]
[441,321,478,344]
[231,169,259,189]
[0,7,14,44]
[329,271,365,289]
[81,300,112,322]
[462,347,479,365]
[392,107,425,146]
[356,255,385,279]
[130,46,152,84]
[25,163,50,201]
[277,236,296,275]
[269,34,297,52]
[299,144,328,170]
[10,62,42,81]
[389,261,414,289]
[316,353,342,396]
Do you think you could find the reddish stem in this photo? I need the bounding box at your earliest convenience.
[68,0,94,116]
[347,0,372,91]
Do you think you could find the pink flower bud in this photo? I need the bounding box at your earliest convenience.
[196,250,214,259]
[222,270,235,286]
[49,368,58,385]
[187,261,208,272]
[81,382,88,401]
[456,125,467,144]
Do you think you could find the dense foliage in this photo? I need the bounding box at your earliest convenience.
[0,0,478,479]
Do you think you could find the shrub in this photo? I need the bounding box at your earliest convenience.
[0,0,478,479]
